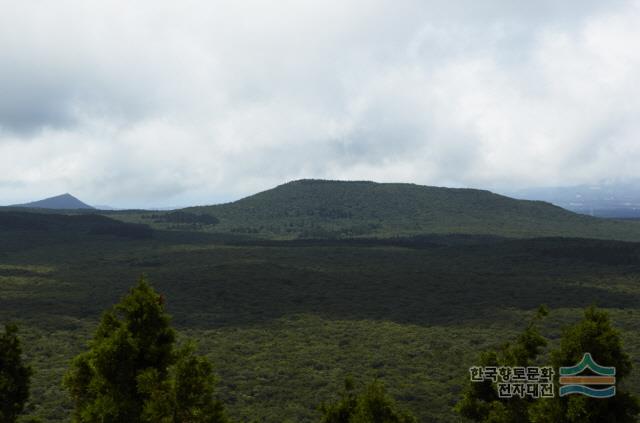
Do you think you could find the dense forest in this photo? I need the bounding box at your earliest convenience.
[3,279,638,422]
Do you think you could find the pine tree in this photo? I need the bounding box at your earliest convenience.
[0,323,32,423]
[457,306,640,422]
[456,306,548,422]
[530,306,640,422]
[139,343,228,422]
[63,277,228,423]
[319,377,416,423]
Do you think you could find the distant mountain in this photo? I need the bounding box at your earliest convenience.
[13,194,95,210]
[184,179,640,241]
[509,181,640,218]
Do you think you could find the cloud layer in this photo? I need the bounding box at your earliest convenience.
[1,0,639,207]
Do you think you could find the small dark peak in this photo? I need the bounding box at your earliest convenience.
[13,193,95,210]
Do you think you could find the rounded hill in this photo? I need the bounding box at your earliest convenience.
[186,179,640,240]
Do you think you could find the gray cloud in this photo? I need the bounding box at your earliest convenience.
[1,0,639,207]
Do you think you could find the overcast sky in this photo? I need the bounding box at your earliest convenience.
[1,0,639,208]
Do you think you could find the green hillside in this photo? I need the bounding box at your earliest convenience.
[176,179,640,240]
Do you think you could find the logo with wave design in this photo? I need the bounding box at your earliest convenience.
[559,353,616,398]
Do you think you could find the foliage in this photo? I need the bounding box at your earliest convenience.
[458,306,640,423]
[0,323,32,423]
[319,378,416,423]
[138,342,228,423]
[529,307,640,422]
[456,306,548,422]
[155,211,220,226]
[63,277,227,423]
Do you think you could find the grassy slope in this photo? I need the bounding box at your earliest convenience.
[181,179,640,240]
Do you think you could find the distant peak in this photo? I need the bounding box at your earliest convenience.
[44,193,80,201]
[13,193,94,210]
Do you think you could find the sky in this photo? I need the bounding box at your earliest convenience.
[1,0,640,208]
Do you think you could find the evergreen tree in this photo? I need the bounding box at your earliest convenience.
[139,343,228,422]
[0,323,32,423]
[456,306,548,422]
[320,377,416,423]
[63,277,228,423]
[530,306,640,422]
[457,306,640,422]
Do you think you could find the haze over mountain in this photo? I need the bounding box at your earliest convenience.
[12,193,94,210]
[181,179,640,241]
[509,181,640,218]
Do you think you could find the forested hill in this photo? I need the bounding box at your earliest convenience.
[183,179,640,240]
